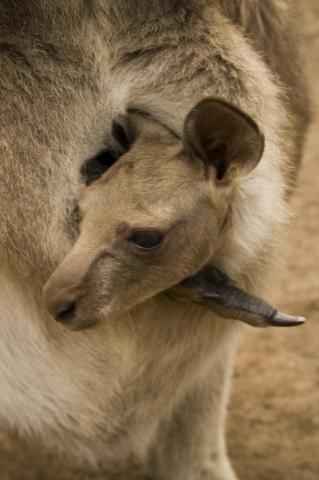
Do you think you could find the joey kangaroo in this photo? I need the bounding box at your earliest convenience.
[44,100,303,331]
[0,1,308,479]
[43,99,265,330]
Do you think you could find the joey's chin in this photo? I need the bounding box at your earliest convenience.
[58,315,100,331]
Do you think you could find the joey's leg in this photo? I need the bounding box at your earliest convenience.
[147,348,238,480]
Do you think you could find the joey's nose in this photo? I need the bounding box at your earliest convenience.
[43,283,81,324]
[53,300,77,324]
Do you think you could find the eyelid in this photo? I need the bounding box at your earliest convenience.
[125,226,164,235]
[127,229,164,243]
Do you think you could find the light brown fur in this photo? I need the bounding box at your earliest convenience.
[0,1,308,479]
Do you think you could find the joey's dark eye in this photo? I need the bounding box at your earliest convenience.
[128,230,165,250]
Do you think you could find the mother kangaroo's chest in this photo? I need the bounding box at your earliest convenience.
[120,297,239,408]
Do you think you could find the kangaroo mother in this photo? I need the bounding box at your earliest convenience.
[0,1,308,479]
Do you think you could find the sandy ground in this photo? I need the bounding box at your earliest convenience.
[0,3,318,479]
[228,2,319,479]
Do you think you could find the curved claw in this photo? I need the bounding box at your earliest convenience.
[268,311,306,327]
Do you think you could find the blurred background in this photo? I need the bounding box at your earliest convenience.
[229,1,319,479]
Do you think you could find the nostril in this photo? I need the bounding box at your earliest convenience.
[55,302,77,324]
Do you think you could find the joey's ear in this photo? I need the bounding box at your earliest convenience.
[112,115,137,153]
[183,98,264,182]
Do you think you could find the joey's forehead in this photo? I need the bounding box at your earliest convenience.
[80,148,198,213]
[83,170,200,217]
[122,141,185,174]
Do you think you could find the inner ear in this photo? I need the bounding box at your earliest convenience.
[204,143,228,181]
[183,98,264,183]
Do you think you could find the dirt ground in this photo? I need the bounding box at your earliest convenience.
[228,2,319,479]
[0,3,318,480]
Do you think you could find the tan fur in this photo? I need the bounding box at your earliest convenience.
[0,1,308,479]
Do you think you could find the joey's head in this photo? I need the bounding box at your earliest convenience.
[43,98,264,330]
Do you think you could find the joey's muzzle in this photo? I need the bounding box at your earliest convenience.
[172,266,305,328]
[43,240,97,327]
